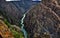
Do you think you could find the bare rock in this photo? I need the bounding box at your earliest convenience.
[0,0,22,25]
[42,0,60,17]
[24,3,60,38]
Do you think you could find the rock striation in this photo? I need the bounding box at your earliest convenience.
[24,2,60,38]
[42,0,60,17]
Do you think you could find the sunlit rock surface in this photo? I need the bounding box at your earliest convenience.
[24,3,60,38]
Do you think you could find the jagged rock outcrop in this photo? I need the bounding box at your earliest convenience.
[24,3,60,38]
[0,0,40,25]
[0,0,23,25]
[0,20,14,38]
[0,0,60,38]
[42,0,60,17]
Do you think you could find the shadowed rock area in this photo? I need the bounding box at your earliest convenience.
[0,0,23,25]
[24,3,60,38]
[0,0,40,25]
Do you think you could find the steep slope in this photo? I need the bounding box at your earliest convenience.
[0,20,14,38]
[0,0,40,25]
[24,3,60,38]
[42,0,60,17]
[0,0,23,25]
[0,15,24,38]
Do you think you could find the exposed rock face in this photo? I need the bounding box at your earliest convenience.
[0,20,14,38]
[57,0,60,5]
[0,0,23,25]
[42,0,60,17]
[0,0,40,25]
[24,3,60,38]
[0,0,60,38]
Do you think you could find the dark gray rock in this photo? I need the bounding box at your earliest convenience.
[0,0,40,25]
[0,0,23,25]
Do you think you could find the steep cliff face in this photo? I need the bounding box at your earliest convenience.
[42,0,60,17]
[24,3,60,38]
[0,0,40,25]
[0,0,60,38]
[0,0,23,25]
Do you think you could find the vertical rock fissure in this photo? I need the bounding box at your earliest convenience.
[21,13,27,38]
